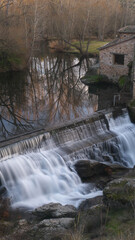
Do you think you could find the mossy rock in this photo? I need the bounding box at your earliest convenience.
[103,178,135,208]
[81,74,108,85]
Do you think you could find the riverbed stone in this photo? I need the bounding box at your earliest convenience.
[78,196,103,210]
[103,177,135,208]
[37,217,75,230]
[74,159,127,181]
[33,203,77,220]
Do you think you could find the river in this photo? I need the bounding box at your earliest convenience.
[0,50,130,141]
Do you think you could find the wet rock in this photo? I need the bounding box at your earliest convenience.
[103,178,135,208]
[0,186,7,196]
[33,203,77,220]
[74,159,127,181]
[74,160,106,180]
[78,196,103,210]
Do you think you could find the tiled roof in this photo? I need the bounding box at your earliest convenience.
[99,35,135,50]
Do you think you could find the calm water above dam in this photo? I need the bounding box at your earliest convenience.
[0,52,130,141]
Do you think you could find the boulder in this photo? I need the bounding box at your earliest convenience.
[33,203,77,220]
[74,160,107,180]
[78,196,103,210]
[74,159,127,181]
[103,178,135,208]
[37,218,75,231]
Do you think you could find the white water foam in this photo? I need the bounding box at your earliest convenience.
[0,149,102,209]
[106,110,135,167]
[1,109,135,209]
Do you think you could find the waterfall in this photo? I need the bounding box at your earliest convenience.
[0,132,53,161]
[0,109,135,209]
[0,150,102,208]
[105,109,135,167]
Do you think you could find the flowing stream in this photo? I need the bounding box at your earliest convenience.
[0,109,135,209]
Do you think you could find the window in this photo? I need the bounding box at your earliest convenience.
[114,54,124,65]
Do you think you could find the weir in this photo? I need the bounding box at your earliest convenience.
[0,109,113,161]
[0,108,135,209]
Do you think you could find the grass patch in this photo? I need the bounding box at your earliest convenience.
[68,40,109,54]
[104,208,135,239]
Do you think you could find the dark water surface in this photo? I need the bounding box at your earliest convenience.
[0,52,131,141]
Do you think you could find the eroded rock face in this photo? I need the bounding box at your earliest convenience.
[33,203,77,220]
[103,178,135,208]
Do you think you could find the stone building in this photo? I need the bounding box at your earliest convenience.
[99,26,135,81]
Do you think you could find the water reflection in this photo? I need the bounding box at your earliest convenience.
[0,72,34,139]
[0,54,98,140]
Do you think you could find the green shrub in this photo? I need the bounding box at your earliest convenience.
[118,75,128,88]
[81,74,104,84]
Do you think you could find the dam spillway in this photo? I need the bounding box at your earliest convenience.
[0,108,135,209]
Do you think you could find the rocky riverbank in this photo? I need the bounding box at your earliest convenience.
[0,161,135,240]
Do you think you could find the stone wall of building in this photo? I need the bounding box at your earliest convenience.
[99,38,135,82]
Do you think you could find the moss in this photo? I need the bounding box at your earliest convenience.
[104,179,135,204]
[81,74,104,84]
[118,75,128,88]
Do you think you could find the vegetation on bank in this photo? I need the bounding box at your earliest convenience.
[0,39,108,72]
[68,40,109,54]
[0,0,135,72]
[0,51,26,72]
[67,209,135,240]
[81,74,105,84]
[49,40,109,55]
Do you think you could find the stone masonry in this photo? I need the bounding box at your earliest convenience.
[99,26,135,82]
[99,38,135,82]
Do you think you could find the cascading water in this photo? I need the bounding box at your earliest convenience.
[0,109,135,209]
[0,150,102,209]
[105,109,135,167]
